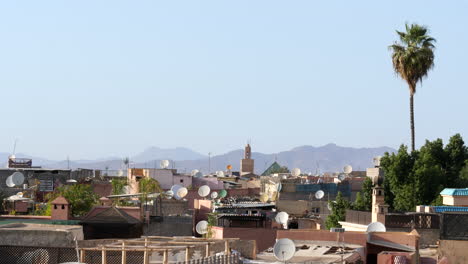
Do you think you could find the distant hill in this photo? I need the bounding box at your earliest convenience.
[3,144,395,174]
[131,147,206,162]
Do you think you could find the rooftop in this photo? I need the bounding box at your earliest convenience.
[440,188,468,196]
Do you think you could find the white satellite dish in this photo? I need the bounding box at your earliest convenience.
[315,190,325,200]
[171,184,182,194]
[366,222,386,233]
[333,178,341,184]
[6,172,24,187]
[291,168,301,177]
[195,220,209,235]
[117,170,124,176]
[211,191,218,199]
[275,212,289,225]
[273,238,296,262]
[338,173,346,181]
[198,185,211,197]
[165,190,174,199]
[160,160,170,169]
[216,171,225,177]
[373,156,382,167]
[177,187,188,198]
[66,179,77,184]
[195,171,203,178]
[191,169,199,176]
[343,165,353,174]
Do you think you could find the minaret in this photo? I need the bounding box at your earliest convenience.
[367,158,388,223]
[240,144,254,175]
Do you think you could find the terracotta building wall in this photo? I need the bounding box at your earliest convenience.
[212,226,277,252]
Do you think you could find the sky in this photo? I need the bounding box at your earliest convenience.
[0,1,467,160]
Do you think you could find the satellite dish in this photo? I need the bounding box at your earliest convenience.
[344,165,353,174]
[195,171,203,178]
[281,175,287,180]
[226,164,232,170]
[191,169,199,176]
[198,185,211,197]
[66,179,77,184]
[327,203,332,211]
[260,193,269,203]
[211,191,218,199]
[117,170,124,176]
[165,190,174,199]
[277,182,282,192]
[373,156,382,167]
[338,173,346,181]
[315,190,324,200]
[6,172,24,187]
[275,212,289,225]
[333,178,341,184]
[195,220,209,235]
[160,160,170,169]
[17,192,23,198]
[366,222,386,233]
[216,171,225,177]
[171,184,182,194]
[273,238,296,262]
[291,168,301,177]
[218,190,227,198]
[177,187,188,198]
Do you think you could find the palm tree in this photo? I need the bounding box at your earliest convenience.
[389,23,436,151]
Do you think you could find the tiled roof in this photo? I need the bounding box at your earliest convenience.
[433,206,468,213]
[440,188,468,196]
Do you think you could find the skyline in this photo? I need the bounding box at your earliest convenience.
[1,1,467,160]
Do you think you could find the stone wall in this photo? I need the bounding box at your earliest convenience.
[0,223,83,248]
[144,216,193,237]
[438,240,468,264]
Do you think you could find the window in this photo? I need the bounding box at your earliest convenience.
[62,205,65,210]
[378,190,382,196]
[180,179,184,183]
[54,205,57,209]
[380,207,384,213]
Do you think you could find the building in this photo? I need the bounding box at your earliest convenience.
[440,188,468,207]
[127,168,192,193]
[240,144,254,175]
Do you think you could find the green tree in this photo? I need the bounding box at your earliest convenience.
[325,192,350,229]
[111,178,127,195]
[380,145,416,211]
[413,139,445,205]
[139,177,162,211]
[45,184,99,217]
[358,177,373,211]
[457,161,468,187]
[352,192,366,211]
[445,134,468,187]
[390,23,436,152]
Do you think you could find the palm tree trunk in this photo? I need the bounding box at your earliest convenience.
[410,94,415,152]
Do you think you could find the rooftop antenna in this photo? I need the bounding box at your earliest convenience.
[273,238,296,262]
[12,138,18,155]
[208,152,211,174]
[67,155,70,170]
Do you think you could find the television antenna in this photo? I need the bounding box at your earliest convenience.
[343,165,353,174]
[275,212,289,229]
[195,220,209,235]
[198,185,210,198]
[160,160,170,169]
[273,238,296,262]
[315,190,324,200]
[366,222,386,233]
[6,172,24,187]
[291,168,301,177]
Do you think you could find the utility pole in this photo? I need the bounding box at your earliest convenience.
[208,152,211,174]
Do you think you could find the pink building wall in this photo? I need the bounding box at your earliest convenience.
[212,226,278,252]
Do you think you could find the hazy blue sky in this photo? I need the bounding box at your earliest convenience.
[1,1,467,160]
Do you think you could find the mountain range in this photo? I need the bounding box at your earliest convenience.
[0,144,395,174]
